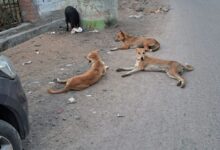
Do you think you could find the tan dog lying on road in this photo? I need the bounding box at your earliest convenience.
[116,48,193,88]
[111,30,160,52]
[48,50,109,94]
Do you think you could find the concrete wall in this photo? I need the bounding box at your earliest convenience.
[77,0,118,29]
[19,0,118,29]
[32,0,77,16]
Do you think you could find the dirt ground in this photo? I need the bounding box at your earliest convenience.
[3,0,170,149]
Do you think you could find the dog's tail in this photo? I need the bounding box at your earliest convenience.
[150,40,160,52]
[48,88,68,94]
[183,64,194,71]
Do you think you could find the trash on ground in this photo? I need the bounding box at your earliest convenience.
[116,113,125,118]
[129,14,143,19]
[86,94,92,97]
[48,81,55,84]
[60,68,65,71]
[74,115,81,120]
[110,47,118,51]
[27,91,32,94]
[71,27,83,34]
[68,97,77,104]
[89,29,99,33]
[150,6,170,14]
[35,49,40,54]
[65,64,73,67]
[22,60,32,65]
[50,31,56,34]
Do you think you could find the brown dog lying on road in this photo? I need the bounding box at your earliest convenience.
[111,30,160,52]
[116,48,193,88]
[48,50,109,94]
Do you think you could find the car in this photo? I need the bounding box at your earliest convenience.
[0,55,29,150]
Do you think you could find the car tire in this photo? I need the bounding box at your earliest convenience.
[0,120,22,150]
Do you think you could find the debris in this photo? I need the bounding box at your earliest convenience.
[71,27,83,34]
[74,115,81,120]
[35,49,40,54]
[135,6,144,12]
[116,113,125,118]
[110,47,118,51]
[129,14,143,19]
[60,68,65,71]
[27,91,32,94]
[92,111,97,114]
[86,94,92,97]
[65,64,72,67]
[89,29,99,33]
[22,60,32,65]
[68,97,77,104]
[107,51,112,54]
[48,81,55,84]
[150,6,170,14]
[50,31,56,34]
[161,6,170,12]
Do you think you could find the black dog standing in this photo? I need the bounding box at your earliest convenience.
[64,6,80,32]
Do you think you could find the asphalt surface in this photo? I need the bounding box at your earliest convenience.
[149,0,220,149]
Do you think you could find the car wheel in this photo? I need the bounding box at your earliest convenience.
[0,120,22,150]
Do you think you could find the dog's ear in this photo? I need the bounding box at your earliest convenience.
[120,30,125,37]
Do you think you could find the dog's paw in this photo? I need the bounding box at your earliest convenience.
[177,81,185,88]
[176,81,181,86]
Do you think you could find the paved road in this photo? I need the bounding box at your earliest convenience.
[150,0,220,149]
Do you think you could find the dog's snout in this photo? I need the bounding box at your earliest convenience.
[141,57,144,61]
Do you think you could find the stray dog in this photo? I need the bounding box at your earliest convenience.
[111,30,160,52]
[65,6,80,32]
[48,50,109,94]
[116,48,193,88]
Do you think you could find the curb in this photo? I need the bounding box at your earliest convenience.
[0,18,65,52]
